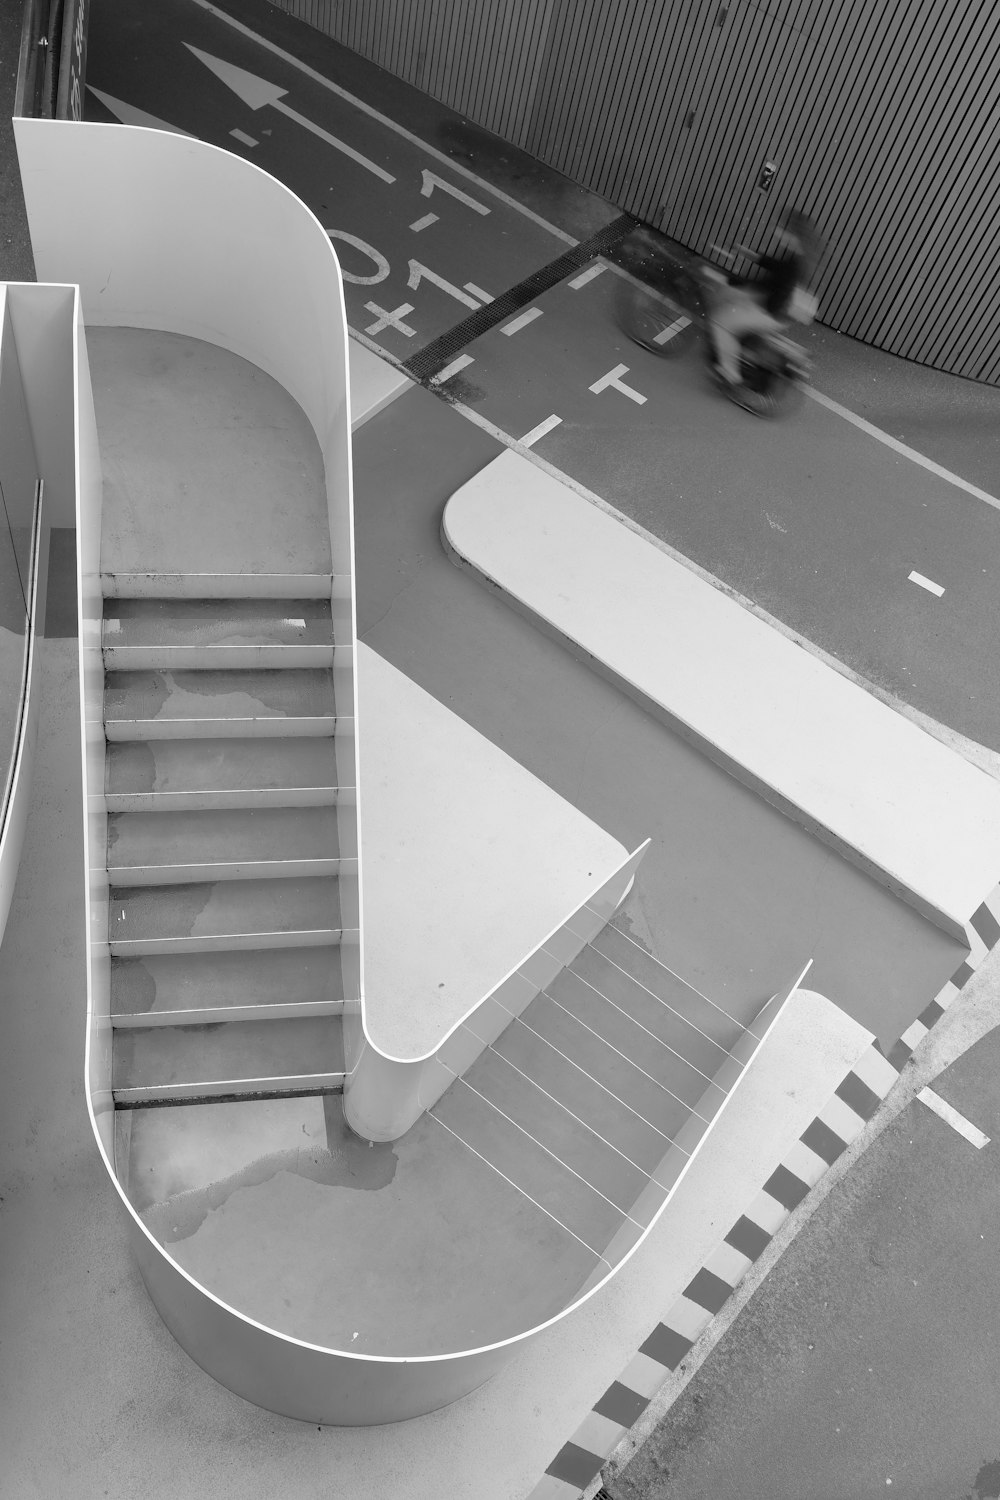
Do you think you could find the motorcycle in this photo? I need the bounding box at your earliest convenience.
[614,248,812,418]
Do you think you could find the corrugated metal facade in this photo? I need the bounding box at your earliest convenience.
[273,0,1000,383]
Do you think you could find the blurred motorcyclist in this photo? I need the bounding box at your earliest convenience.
[707,208,822,387]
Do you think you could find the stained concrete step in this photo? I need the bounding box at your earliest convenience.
[111,946,346,1026]
[105,737,348,812]
[103,668,340,739]
[102,571,333,600]
[586,925,747,1053]
[515,991,697,1143]
[106,806,343,884]
[459,1045,648,1209]
[430,1076,628,1255]
[112,1013,346,1106]
[109,876,343,955]
[102,597,338,670]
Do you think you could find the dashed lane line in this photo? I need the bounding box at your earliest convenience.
[908,570,945,597]
[917,1087,990,1148]
[520,415,562,447]
[192,0,578,245]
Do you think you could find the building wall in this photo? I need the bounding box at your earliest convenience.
[274,0,1000,384]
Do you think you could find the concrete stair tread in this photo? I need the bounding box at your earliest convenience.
[518,993,694,1141]
[431,1078,628,1255]
[112,1014,346,1097]
[103,597,334,647]
[104,669,338,738]
[110,876,341,947]
[588,926,745,1050]
[105,737,345,808]
[111,947,345,1017]
[492,1020,670,1173]
[544,969,719,1109]
[461,1047,649,1208]
[107,806,340,875]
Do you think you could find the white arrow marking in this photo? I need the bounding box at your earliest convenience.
[589,365,647,404]
[88,86,193,135]
[185,45,395,183]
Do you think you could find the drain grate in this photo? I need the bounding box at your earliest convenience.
[402,212,640,383]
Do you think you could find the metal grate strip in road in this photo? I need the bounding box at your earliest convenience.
[402,212,639,383]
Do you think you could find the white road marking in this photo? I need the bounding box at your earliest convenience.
[431,354,475,384]
[917,1087,990,1148]
[569,263,606,289]
[420,168,490,216]
[654,315,691,345]
[589,365,647,404]
[363,302,416,337]
[325,230,390,285]
[409,213,438,232]
[807,387,1000,513]
[229,127,258,147]
[185,46,396,182]
[502,307,543,336]
[191,0,577,245]
[519,415,562,447]
[908,570,945,596]
[464,283,493,303]
[408,259,481,308]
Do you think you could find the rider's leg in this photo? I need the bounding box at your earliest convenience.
[712,293,781,384]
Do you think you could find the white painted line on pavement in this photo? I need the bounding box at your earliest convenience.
[192,0,577,245]
[186,45,397,183]
[569,263,606,289]
[431,354,475,385]
[589,365,647,404]
[502,307,543,336]
[520,415,562,447]
[654,315,691,345]
[410,213,438,232]
[807,387,1000,513]
[917,1087,990,1148]
[363,302,416,337]
[229,127,258,147]
[464,283,493,303]
[908,570,945,596]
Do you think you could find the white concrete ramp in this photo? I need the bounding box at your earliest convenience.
[443,451,1000,941]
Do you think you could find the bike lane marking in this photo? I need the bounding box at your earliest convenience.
[190,0,578,246]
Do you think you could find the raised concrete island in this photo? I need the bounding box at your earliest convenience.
[356,642,630,1059]
[443,450,1000,942]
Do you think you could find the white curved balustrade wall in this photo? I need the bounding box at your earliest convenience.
[15,119,814,1425]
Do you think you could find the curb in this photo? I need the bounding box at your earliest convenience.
[523,880,1000,1500]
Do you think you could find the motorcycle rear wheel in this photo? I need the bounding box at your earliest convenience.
[615,274,699,358]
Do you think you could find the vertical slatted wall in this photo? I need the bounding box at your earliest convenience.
[272,0,1000,383]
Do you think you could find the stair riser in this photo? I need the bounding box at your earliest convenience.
[112,999,346,1027]
[107,858,347,886]
[114,1076,346,1107]
[110,928,348,956]
[105,717,339,741]
[102,645,337,670]
[102,572,333,600]
[104,787,344,813]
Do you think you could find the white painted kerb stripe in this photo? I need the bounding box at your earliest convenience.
[917,1087,990,1148]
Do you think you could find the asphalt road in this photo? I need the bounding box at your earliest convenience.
[608,1023,1000,1500]
[85,0,1000,753]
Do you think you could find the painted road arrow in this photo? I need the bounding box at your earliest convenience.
[184,44,396,184]
[88,86,193,134]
